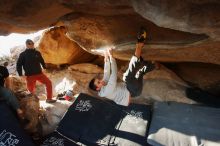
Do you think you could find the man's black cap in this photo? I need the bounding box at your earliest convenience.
[25,39,34,44]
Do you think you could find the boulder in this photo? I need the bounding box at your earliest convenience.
[38,26,98,65]
[139,65,194,104]
[0,0,72,35]
[168,62,220,97]
[68,63,103,74]
[132,0,220,39]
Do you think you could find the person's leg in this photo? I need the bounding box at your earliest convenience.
[124,27,152,97]
[36,73,53,100]
[123,43,145,82]
[26,75,37,94]
[122,56,141,82]
[135,60,155,79]
[135,43,144,58]
[123,43,145,97]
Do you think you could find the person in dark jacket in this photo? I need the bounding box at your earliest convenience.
[0,65,24,119]
[16,39,56,103]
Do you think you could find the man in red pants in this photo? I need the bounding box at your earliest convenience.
[16,39,56,103]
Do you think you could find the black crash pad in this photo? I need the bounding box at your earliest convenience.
[0,102,34,146]
[57,93,123,145]
[42,131,79,146]
[147,102,220,146]
[56,93,151,146]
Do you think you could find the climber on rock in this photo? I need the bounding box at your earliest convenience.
[89,27,158,106]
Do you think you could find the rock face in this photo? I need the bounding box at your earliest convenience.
[167,62,220,97]
[0,0,72,35]
[132,0,220,39]
[38,26,98,65]
[112,40,220,65]
[1,0,220,38]
[64,13,208,55]
[1,1,220,66]
[68,63,103,74]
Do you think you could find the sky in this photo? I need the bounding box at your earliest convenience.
[0,30,44,57]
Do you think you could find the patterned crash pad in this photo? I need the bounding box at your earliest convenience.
[53,93,151,146]
[41,131,79,146]
[0,102,34,146]
[147,102,220,146]
[111,103,151,146]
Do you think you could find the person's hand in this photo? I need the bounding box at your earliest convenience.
[107,47,113,58]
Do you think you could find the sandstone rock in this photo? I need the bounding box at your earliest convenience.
[141,79,194,104]
[64,13,207,54]
[68,63,103,74]
[108,40,220,65]
[38,26,98,65]
[39,100,74,135]
[1,0,220,39]
[132,0,220,39]
[62,12,220,66]
[0,0,72,35]
[144,65,188,86]
[0,0,220,67]
[119,63,193,103]
[168,62,220,97]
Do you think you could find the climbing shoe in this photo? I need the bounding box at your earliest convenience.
[137,26,147,43]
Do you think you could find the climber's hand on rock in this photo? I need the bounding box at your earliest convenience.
[107,47,114,58]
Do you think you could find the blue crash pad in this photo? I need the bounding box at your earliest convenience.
[147,102,220,146]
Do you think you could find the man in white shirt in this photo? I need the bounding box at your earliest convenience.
[89,27,156,106]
